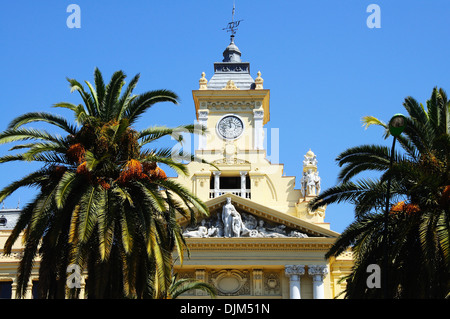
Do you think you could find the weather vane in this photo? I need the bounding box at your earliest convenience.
[222,2,243,38]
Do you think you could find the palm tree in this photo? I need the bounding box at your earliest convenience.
[309,87,449,298]
[0,68,210,298]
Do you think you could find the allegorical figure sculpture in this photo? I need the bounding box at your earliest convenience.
[222,197,238,237]
[301,149,321,197]
[314,171,321,195]
[183,219,208,238]
[182,197,309,239]
[221,197,251,237]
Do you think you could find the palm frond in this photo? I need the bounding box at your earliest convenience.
[3,201,35,254]
[101,70,126,121]
[0,128,64,145]
[0,168,51,203]
[97,190,115,261]
[115,73,140,121]
[54,171,77,209]
[20,142,67,161]
[120,209,134,255]
[124,90,179,125]
[94,67,106,112]
[66,77,97,117]
[77,185,100,243]
[336,144,393,183]
[169,274,216,299]
[361,116,389,138]
[7,112,78,135]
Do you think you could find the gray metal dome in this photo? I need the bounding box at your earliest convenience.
[207,36,255,90]
[222,35,242,62]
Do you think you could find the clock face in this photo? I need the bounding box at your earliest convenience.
[217,115,244,139]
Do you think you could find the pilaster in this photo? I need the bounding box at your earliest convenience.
[198,110,209,150]
[253,109,264,150]
[252,269,263,296]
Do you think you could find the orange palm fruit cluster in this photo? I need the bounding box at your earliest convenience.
[67,143,86,164]
[117,159,145,184]
[97,178,111,190]
[390,201,420,216]
[117,159,168,184]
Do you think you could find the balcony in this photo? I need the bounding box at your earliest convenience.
[209,171,251,199]
[209,189,251,199]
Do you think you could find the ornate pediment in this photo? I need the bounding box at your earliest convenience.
[182,196,313,239]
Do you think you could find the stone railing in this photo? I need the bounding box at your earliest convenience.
[209,189,251,199]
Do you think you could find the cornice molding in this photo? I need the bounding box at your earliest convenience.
[192,89,270,124]
[184,237,335,252]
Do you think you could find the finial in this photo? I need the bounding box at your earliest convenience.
[199,72,208,90]
[255,71,264,89]
[303,149,318,170]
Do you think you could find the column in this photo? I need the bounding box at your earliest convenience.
[24,279,33,299]
[213,171,221,198]
[197,110,208,150]
[284,265,305,299]
[11,277,17,299]
[240,171,247,198]
[308,265,328,299]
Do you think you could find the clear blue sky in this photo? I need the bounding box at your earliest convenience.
[1,1,449,233]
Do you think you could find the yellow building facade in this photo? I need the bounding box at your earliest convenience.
[0,36,353,299]
[171,36,353,299]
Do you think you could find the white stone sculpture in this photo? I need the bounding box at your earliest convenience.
[303,151,318,167]
[300,171,307,197]
[306,169,317,196]
[182,198,309,238]
[314,171,321,195]
[183,219,209,238]
[222,197,239,237]
[302,168,321,197]
[301,149,321,196]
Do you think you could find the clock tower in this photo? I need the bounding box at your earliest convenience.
[192,35,269,161]
[168,32,353,300]
[185,34,326,220]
